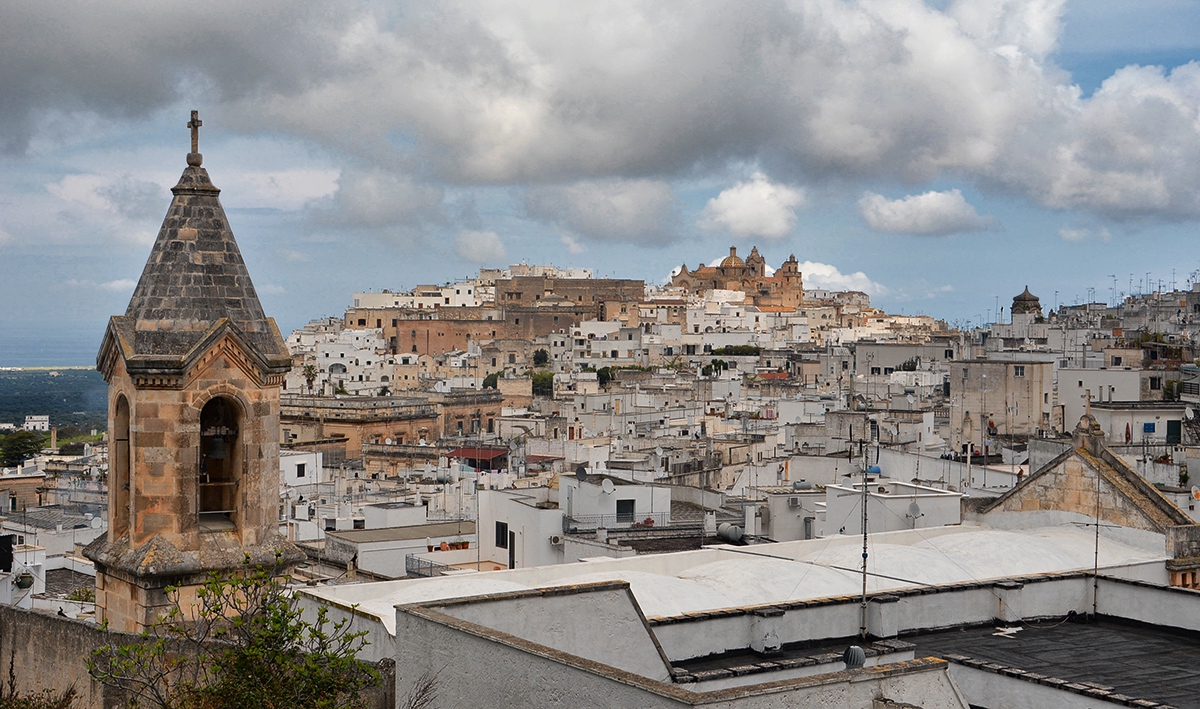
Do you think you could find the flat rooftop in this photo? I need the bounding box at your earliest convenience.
[326,520,476,544]
[914,619,1200,708]
[304,523,1166,634]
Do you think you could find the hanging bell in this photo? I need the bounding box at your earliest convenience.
[206,435,228,460]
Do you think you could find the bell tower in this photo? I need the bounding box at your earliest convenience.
[85,112,304,632]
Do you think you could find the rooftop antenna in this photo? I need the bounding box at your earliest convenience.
[859,436,869,640]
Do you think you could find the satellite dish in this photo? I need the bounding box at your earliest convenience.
[601,479,616,495]
[575,465,588,482]
[906,394,916,405]
[1188,408,1195,420]
[907,501,922,519]
[1191,486,1200,501]
[655,447,663,457]
[385,438,393,445]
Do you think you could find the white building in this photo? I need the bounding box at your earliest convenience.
[22,416,49,432]
[824,479,962,535]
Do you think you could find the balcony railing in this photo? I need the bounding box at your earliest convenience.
[562,511,671,534]
[405,554,457,578]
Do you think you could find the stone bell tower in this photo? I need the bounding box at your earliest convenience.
[85,112,304,632]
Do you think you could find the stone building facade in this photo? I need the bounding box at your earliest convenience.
[671,246,804,307]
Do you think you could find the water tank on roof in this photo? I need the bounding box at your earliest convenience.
[717,523,743,543]
[792,480,813,490]
[867,465,881,475]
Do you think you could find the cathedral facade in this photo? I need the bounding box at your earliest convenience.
[671,246,804,308]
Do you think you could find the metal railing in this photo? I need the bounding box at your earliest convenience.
[405,554,457,578]
[562,511,671,533]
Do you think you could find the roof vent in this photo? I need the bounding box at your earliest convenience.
[843,645,866,670]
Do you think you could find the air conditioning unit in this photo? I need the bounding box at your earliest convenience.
[549,534,564,546]
[788,497,801,507]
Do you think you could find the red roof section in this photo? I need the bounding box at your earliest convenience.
[447,447,508,460]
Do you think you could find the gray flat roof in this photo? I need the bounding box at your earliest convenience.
[914,619,1200,707]
[327,520,476,544]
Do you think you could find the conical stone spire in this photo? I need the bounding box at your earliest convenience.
[100,116,290,377]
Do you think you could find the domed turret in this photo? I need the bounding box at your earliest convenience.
[1012,286,1042,316]
[720,246,745,269]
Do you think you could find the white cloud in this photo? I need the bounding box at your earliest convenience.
[259,284,287,294]
[275,248,310,262]
[858,189,993,235]
[5,1,1200,223]
[699,174,805,241]
[1059,225,1112,243]
[99,279,136,292]
[454,230,507,264]
[525,179,676,245]
[798,261,888,296]
[227,169,340,211]
[312,168,444,233]
[560,234,585,255]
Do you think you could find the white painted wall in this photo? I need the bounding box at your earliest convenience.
[477,488,565,569]
[825,480,961,535]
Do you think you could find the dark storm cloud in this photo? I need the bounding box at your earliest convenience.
[3,0,1200,223]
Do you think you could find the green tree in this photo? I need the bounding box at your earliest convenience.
[531,371,555,397]
[302,365,319,395]
[88,565,381,709]
[1164,379,1181,402]
[710,345,761,356]
[0,431,46,468]
[532,349,549,367]
[482,373,499,389]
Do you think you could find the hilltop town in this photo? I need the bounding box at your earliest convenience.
[5,126,1200,708]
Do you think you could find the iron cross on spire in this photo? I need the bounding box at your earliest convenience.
[187,110,202,154]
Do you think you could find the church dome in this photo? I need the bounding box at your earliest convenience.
[720,246,745,268]
[1012,286,1042,315]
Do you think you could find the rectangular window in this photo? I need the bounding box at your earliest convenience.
[616,499,635,522]
[1150,377,1163,390]
[1113,356,1122,366]
[870,367,881,375]
[944,349,954,360]
[487,418,495,433]
[358,319,366,326]
[324,518,336,531]
[1144,422,1156,433]
[353,519,365,530]
[1013,365,1025,377]
[495,521,509,548]
[296,463,306,478]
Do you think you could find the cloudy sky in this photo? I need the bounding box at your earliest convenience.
[2,0,1199,365]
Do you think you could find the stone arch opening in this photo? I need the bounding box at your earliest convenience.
[199,396,242,532]
[112,394,131,537]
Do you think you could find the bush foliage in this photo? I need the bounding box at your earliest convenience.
[89,564,380,709]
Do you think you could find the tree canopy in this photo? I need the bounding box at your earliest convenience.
[89,565,382,709]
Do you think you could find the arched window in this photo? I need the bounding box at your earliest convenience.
[199,397,241,531]
[329,363,347,374]
[112,395,131,536]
